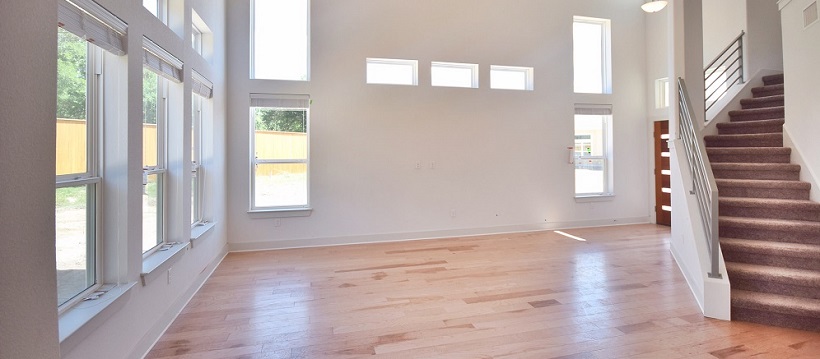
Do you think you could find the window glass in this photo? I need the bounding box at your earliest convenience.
[366,58,418,85]
[251,0,309,80]
[431,62,478,88]
[490,65,534,91]
[142,68,165,253]
[251,106,309,209]
[574,112,612,196]
[573,17,611,94]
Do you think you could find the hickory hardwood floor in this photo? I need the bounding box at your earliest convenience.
[147,224,820,358]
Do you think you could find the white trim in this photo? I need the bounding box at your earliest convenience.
[140,242,189,286]
[490,65,534,91]
[58,282,138,345]
[191,70,213,98]
[58,0,126,55]
[431,61,479,88]
[142,36,183,82]
[67,0,126,33]
[249,93,310,108]
[366,58,419,86]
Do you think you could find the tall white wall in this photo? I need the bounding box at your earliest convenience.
[1,0,228,358]
[780,0,820,201]
[703,0,747,65]
[746,0,784,73]
[226,0,651,250]
[0,0,61,357]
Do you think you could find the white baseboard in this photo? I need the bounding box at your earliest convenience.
[783,127,820,202]
[229,216,651,252]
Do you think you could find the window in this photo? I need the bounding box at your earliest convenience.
[191,71,213,225]
[573,16,611,94]
[192,24,202,55]
[366,58,418,86]
[143,0,166,23]
[142,67,166,254]
[490,65,534,91]
[250,95,310,210]
[431,62,478,88]
[191,10,213,61]
[655,77,670,109]
[574,105,613,196]
[251,0,309,80]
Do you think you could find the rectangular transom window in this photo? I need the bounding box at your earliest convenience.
[490,65,534,91]
[573,16,612,94]
[574,105,613,197]
[250,95,310,210]
[251,0,309,81]
[431,62,478,88]
[366,58,418,86]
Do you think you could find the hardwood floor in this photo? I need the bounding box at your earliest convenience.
[147,224,820,358]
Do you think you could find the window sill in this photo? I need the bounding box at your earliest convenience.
[248,208,313,218]
[141,242,189,286]
[575,194,615,202]
[191,221,216,242]
[59,281,137,343]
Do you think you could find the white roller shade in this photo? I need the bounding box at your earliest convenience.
[191,71,213,99]
[143,36,183,82]
[250,94,310,109]
[574,104,612,116]
[58,0,127,55]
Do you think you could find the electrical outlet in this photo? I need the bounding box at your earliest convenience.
[430,161,436,169]
[415,162,421,169]
[274,218,281,227]
[167,267,172,284]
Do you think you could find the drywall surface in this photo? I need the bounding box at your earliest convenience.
[703,0,747,66]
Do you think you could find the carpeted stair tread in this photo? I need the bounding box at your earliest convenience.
[715,178,809,190]
[715,118,784,135]
[704,133,782,147]
[720,195,820,221]
[751,84,785,98]
[711,163,800,181]
[722,238,820,259]
[728,106,785,122]
[715,179,810,200]
[762,73,785,86]
[719,197,820,211]
[726,262,820,289]
[740,95,784,109]
[720,216,820,237]
[732,289,820,318]
[706,147,790,160]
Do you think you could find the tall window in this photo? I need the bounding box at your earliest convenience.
[574,105,613,196]
[56,28,101,308]
[573,16,611,94]
[251,0,309,80]
[191,95,202,225]
[142,68,166,253]
[250,95,310,210]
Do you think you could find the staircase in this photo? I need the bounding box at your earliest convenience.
[704,73,820,331]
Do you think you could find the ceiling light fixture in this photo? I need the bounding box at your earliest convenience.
[641,0,668,13]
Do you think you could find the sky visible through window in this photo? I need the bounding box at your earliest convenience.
[253,0,309,81]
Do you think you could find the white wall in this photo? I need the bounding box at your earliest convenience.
[1,0,228,358]
[226,0,651,250]
[780,0,820,201]
[703,0,747,65]
[0,0,61,357]
[746,0,784,73]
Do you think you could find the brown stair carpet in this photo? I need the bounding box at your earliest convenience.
[705,73,820,331]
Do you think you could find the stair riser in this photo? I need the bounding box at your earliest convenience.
[730,278,820,300]
[708,154,790,163]
[730,111,785,122]
[762,75,785,86]
[713,169,800,181]
[716,187,810,200]
[717,125,783,135]
[720,204,820,222]
[720,226,820,245]
[705,138,783,148]
[741,100,785,109]
[752,89,785,98]
[732,307,820,332]
[723,251,820,271]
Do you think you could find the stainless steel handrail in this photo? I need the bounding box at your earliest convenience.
[704,31,745,113]
[678,78,722,279]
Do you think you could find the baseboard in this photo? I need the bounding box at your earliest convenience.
[129,242,229,359]
[783,127,820,202]
[670,241,705,313]
[229,216,651,252]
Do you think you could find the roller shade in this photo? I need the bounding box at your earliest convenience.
[58,0,127,55]
[191,70,213,99]
[250,94,310,109]
[143,36,183,82]
[574,104,612,116]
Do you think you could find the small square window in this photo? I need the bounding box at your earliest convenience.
[366,58,418,86]
[655,77,670,109]
[491,65,534,91]
[431,62,478,88]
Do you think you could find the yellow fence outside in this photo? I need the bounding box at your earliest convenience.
[56,120,307,175]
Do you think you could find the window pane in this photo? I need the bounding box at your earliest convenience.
[575,158,605,194]
[574,115,605,156]
[191,171,198,224]
[255,163,308,208]
[143,173,163,253]
[252,0,309,80]
[491,66,532,90]
[366,59,417,85]
[57,28,88,176]
[143,68,159,168]
[431,63,477,88]
[253,108,307,160]
[56,185,95,306]
[143,0,158,16]
[573,19,607,94]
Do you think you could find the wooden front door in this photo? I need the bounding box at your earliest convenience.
[654,120,671,226]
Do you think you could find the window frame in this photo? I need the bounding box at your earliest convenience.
[56,31,104,314]
[430,61,479,88]
[249,97,311,212]
[249,0,311,81]
[143,0,168,24]
[365,58,419,86]
[572,16,612,94]
[573,105,614,198]
[142,68,169,256]
[191,24,203,55]
[191,93,203,226]
[490,65,534,91]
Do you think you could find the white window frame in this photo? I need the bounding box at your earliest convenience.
[366,58,419,86]
[142,68,168,256]
[56,30,104,313]
[143,0,168,24]
[655,77,670,109]
[573,105,614,198]
[191,94,203,225]
[249,95,311,212]
[573,16,612,94]
[431,61,479,88]
[490,65,534,91]
[191,24,203,55]
[250,0,311,81]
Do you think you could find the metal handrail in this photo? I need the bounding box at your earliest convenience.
[678,78,722,279]
[704,31,745,113]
